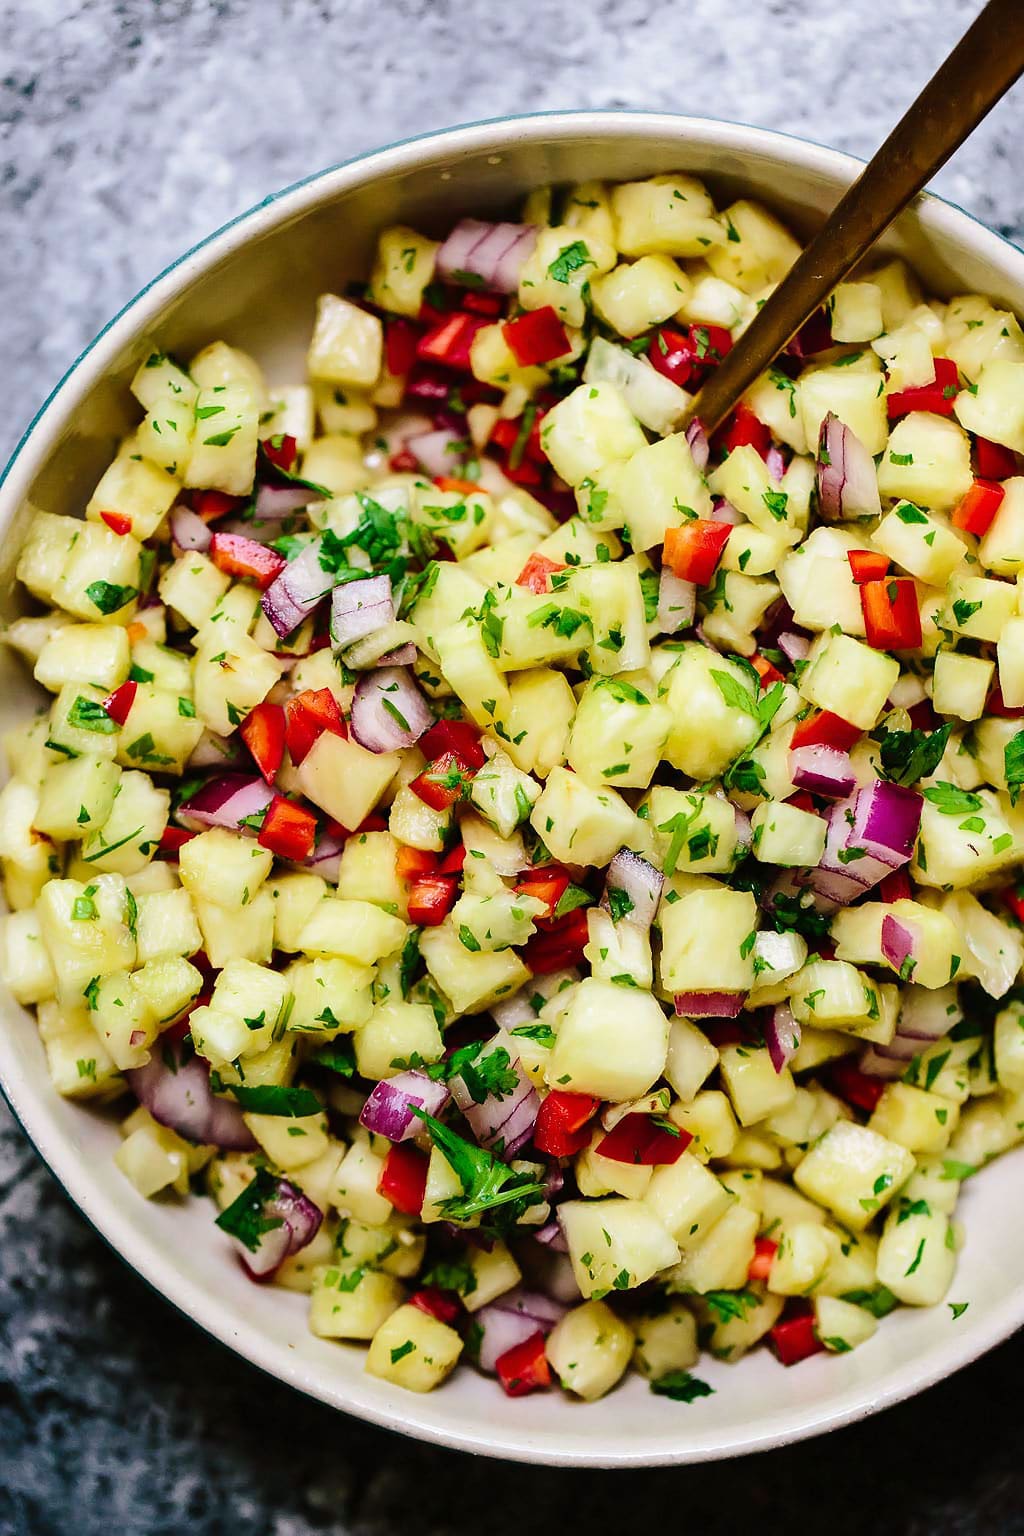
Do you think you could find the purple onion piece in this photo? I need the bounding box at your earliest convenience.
[766,445,787,484]
[375,642,418,667]
[170,503,212,552]
[673,991,745,1019]
[765,1002,801,1074]
[816,412,881,520]
[359,1070,450,1142]
[848,781,923,868]
[330,575,394,650]
[601,848,663,931]
[188,729,245,770]
[684,416,710,471]
[790,744,856,799]
[125,1043,255,1151]
[350,666,433,752]
[237,1178,324,1280]
[436,219,538,293]
[177,774,274,833]
[254,483,321,519]
[881,914,916,977]
[474,1288,567,1373]
[656,567,696,635]
[778,629,811,663]
[534,1219,569,1253]
[407,428,464,477]
[261,537,338,639]
[859,1046,907,1079]
[710,498,744,525]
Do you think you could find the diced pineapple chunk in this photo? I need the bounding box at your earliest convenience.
[367,226,439,317]
[365,1303,462,1392]
[559,1196,679,1297]
[642,1150,732,1246]
[590,255,689,338]
[611,175,724,258]
[309,1265,404,1340]
[546,1299,634,1400]
[876,1202,956,1306]
[545,977,669,1101]
[814,1294,879,1352]
[631,1303,700,1379]
[718,1044,796,1127]
[794,1121,915,1230]
[800,632,900,730]
[306,293,383,388]
[659,886,757,996]
[539,382,645,488]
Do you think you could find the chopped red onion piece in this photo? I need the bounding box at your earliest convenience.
[766,445,786,484]
[436,219,538,293]
[881,914,916,977]
[407,428,464,477]
[330,575,394,650]
[816,412,881,520]
[237,1178,324,1280]
[350,666,433,752]
[126,1043,255,1151]
[359,1069,450,1141]
[375,642,418,667]
[674,991,745,1018]
[711,498,744,525]
[874,1035,921,1062]
[859,1046,906,1079]
[301,832,346,883]
[188,729,244,769]
[255,483,320,519]
[847,781,923,868]
[898,986,957,1041]
[684,416,709,471]
[451,1062,540,1159]
[170,503,212,552]
[790,744,856,799]
[816,798,895,890]
[177,774,274,833]
[656,567,696,634]
[475,1307,539,1374]
[602,849,663,931]
[261,537,338,639]
[778,630,811,663]
[534,1219,570,1252]
[765,1002,801,1074]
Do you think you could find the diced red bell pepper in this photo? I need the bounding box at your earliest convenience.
[257,795,318,861]
[515,864,572,920]
[410,751,474,811]
[828,1057,886,1114]
[209,532,286,591]
[1003,883,1024,925]
[789,710,862,752]
[717,402,772,459]
[522,906,591,973]
[102,679,137,726]
[748,1237,778,1283]
[907,699,938,733]
[533,1090,602,1158]
[419,718,485,770]
[663,519,731,586]
[434,475,483,495]
[786,308,833,360]
[355,812,389,834]
[240,701,286,784]
[99,510,133,536]
[390,448,421,473]
[284,688,346,765]
[785,790,817,813]
[408,875,458,926]
[416,313,489,371]
[438,842,466,875]
[860,577,922,651]
[385,317,422,377]
[886,356,960,419]
[847,549,891,584]
[190,488,246,522]
[750,653,784,688]
[503,307,571,367]
[461,289,505,318]
[975,436,1019,480]
[262,434,298,472]
[595,1112,691,1166]
[496,1331,551,1397]
[770,1309,825,1366]
[396,846,440,881]
[952,478,1005,536]
[879,869,913,904]
[158,825,197,854]
[516,553,567,594]
[409,1287,462,1326]
[986,681,1024,719]
[378,1143,429,1215]
[648,323,733,389]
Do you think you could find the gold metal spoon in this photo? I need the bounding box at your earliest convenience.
[686,0,1024,434]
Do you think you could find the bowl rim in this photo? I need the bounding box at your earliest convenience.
[3,108,1024,1467]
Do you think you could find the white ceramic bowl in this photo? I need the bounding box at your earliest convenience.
[2,112,1023,1468]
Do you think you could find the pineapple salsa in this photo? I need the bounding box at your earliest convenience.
[6,169,1024,1406]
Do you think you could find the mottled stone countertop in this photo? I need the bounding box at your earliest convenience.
[2,1,1024,1531]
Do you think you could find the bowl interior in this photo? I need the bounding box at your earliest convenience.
[2,113,1023,1466]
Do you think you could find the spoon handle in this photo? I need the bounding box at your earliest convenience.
[687,0,1024,433]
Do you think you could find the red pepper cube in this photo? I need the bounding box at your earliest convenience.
[407,875,458,927]
[878,869,913,904]
[416,313,489,371]
[663,519,731,586]
[437,842,467,876]
[209,532,286,591]
[384,317,422,378]
[396,846,440,882]
[750,653,784,688]
[770,1309,825,1367]
[533,1090,601,1158]
[502,307,571,367]
[257,795,318,862]
[261,434,298,473]
[284,688,346,766]
[595,1112,692,1166]
[410,751,475,811]
[1003,883,1024,925]
[516,552,567,594]
[649,323,732,389]
[789,709,862,752]
[717,402,772,459]
[828,1057,886,1114]
[190,488,245,521]
[100,510,133,536]
[419,718,485,770]
[951,478,1005,536]
[408,1287,461,1326]
[378,1143,429,1215]
[846,549,891,584]
[240,701,286,784]
[102,679,137,726]
[495,1331,551,1397]
[860,577,922,651]
[975,436,1019,480]
[523,907,591,973]
[885,356,960,419]
[748,1236,778,1283]
[986,681,1024,719]
[786,308,833,360]
[515,864,572,921]
[158,825,196,855]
